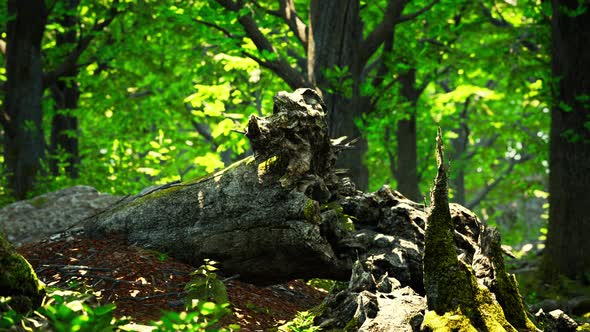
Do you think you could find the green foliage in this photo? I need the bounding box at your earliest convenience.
[0,289,129,332]
[184,260,229,308]
[151,302,236,332]
[306,279,347,293]
[0,287,238,331]
[279,311,321,332]
[38,296,123,332]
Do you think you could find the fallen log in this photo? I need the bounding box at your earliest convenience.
[84,89,355,284]
[83,88,567,331]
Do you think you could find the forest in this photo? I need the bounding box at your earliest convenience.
[0,0,589,331]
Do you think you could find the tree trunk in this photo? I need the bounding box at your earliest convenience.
[396,68,421,201]
[82,89,548,330]
[3,0,47,199]
[308,0,369,190]
[450,99,470,205]
[542,0,590,282]
[85,89,355,284]
[49,0,81,178]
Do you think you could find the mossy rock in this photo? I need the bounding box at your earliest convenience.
[0,233,45,313]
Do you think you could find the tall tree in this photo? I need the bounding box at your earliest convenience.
[3,0,48,199]
[48,0,81,177]
[542,0,590,282]
[208,0,439,190]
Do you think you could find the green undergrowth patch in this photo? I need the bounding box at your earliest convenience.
[0,259,239,331]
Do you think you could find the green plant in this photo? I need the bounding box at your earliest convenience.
[279,311,321,332]
[184,259,229,308]
[0,297,24,329]
[151,301,238,332]
[37,291,129,332]
[244,302,270,315]
[0,290,129,331]
[306,279,347,293]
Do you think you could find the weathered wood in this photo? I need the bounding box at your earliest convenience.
[84,89,352,284]
[82,89,553,331]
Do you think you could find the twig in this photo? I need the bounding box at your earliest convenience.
[40,264,111,272]
[117,291,187,302]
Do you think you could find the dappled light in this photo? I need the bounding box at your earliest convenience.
[18,236,326,330]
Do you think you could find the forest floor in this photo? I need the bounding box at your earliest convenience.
[18,235,327,331]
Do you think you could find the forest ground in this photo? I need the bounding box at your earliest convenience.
[17,236,326,331]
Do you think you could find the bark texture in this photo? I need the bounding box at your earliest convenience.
[3,0,48,199]
[84,89,353,284]
[83,90,549,331]
[49,0,81,177]
[309,0,369,190]
[396,68,421,201]
[542,0,590,282]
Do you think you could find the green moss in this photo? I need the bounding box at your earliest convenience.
[29,196,48,208]
[304,199,321,224]
[343,315,360,332]
[422,131,536,331]
[322,202,355,231]
[0,233,45,313]
[422,309,479,332]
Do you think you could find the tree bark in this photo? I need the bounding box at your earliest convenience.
[308,0,369,190]
[85,89,354,284]
[396,68,421,201]
[82,89,546,330]
[3,0,48,199]
[542,0,590,282]
[49,0,81,178]
[449,98,470,205]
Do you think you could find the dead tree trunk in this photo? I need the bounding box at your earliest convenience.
[83,89,557,331]
[84,89,355,284]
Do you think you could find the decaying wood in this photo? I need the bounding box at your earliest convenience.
[84,89,352,284]
[83,89,559,331]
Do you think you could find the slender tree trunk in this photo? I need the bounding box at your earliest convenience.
[542,0,590,282]
[4,0,47,199]
[308,0,368,190]
[450,99,470,205]
[49,0,81,177]
[396,68,421,201]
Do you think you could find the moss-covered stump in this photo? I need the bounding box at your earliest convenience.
[0,232,45,313]
[422,129,538,332]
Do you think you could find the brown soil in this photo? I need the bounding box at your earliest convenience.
[18,235,327,331]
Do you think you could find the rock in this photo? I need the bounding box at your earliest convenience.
[0,232,45,313]
[535,309,578,332]
[0,186,121,245]
[359,287,426,332]
[315,260,426,332]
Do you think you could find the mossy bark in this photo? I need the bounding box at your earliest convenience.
[422,128,538,332]
[0,232,45,313]
[84,89,353,284]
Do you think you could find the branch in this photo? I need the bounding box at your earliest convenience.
[213,0,310,89]
[360,0,440,65]
[360,0,406,66]
[393,0,440,25]
[194,19,239,38]
[480,2,512,28]
[465,154,532,209]
[43,2,120,86]
[277,0,308,50]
